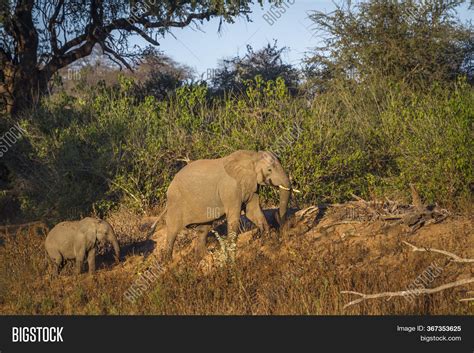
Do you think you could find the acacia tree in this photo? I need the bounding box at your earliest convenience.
[0,0,272,116]
[132,48,194,100]
[211,41,299,94]
[306,0,473,88]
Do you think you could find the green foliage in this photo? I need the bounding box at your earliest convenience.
[385,78,474,206]
[306,0,473,89]
[212,41,300,95]
[8,73,473,220]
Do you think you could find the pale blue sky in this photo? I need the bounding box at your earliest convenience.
[131,0,473,78]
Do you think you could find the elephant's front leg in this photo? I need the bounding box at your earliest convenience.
[245,193,270,233]
[87,247,96,273]
[53,259,64,276]
[195,224,212,260]
[53,262,61,276]
[225,205,241,256]
[48,250,63,276]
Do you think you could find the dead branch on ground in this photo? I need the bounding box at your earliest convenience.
[342,278,474,308]
[402,241,474,263]
[330,185,449,233]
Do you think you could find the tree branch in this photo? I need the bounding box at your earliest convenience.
[403,241,474,263]
[129,25,160,46]
[459,298,474,302]
[44,8,216,75]
[144,11,218,29]
[341,277,474,308]
[42,39,96,79]
[101,9,219,36]
[100,42,133,71]
[47,0,64,54]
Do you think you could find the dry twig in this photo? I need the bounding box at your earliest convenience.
[341,278,474,308]
[459,298,474,302]
[402,241,474,263]
[176,156,192,164]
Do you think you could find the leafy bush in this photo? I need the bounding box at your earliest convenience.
[6,73,473,221]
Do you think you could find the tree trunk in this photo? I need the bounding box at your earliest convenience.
[3,68,47,116]
[1,0,43,117]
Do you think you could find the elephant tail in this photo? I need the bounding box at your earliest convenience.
[145,207,167,239]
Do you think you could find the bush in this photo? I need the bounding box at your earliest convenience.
[6,74,473,221]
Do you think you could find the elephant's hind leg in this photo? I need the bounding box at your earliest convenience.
[54,258,63,276]
[164,221,182,262]
[195,224,212,260]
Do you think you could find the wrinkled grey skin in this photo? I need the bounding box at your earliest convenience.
[162,150,291,260]
[45,217,120,275]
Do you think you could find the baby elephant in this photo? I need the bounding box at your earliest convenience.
[45,217,120,275]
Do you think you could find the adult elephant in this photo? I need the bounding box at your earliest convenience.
[155,150,292,261]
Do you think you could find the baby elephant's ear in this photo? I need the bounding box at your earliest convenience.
[224,151,258,195]
[78,217,98,242]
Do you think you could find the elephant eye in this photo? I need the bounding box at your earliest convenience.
[267,168,272,172]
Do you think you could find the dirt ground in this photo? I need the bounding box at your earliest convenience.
[1,202,473,315]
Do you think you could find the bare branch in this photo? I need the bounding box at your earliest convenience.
[403,241,474,263]
[101,9,217,35]
[56,33,89,56]
[42,39,96,78]
[342,277,474,308]
[459,298,474,302]
[322,220,363,229]
[350,193,365,202]
[460,291,474,302]
[47,0,65,54]
[176,157,191,164]
[100,43,133,71]
[39,5,228,79]
[144,11,218,29]
[409,183,424,211]
[294,206,319,218]
[129,25,160,46]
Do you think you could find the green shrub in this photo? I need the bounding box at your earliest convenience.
[8,74,473,220]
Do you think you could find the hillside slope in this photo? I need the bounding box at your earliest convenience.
[1,200,472,315]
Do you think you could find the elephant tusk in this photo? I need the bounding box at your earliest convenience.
[278,185,301,193]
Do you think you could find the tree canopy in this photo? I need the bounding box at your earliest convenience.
[305,0,473,89]
[0,0,275,115]
[211,41,299,94]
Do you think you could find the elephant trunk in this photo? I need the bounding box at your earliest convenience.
[108,230,120,263]
[277,176,291,226]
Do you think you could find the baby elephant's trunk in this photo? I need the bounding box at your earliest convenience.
[108,230,120,263]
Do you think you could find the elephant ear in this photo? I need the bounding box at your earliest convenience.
[223,151,258,196]
[257,151,278,168]
[78,218,98,246]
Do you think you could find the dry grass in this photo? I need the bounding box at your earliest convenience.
[0,206,473,315]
